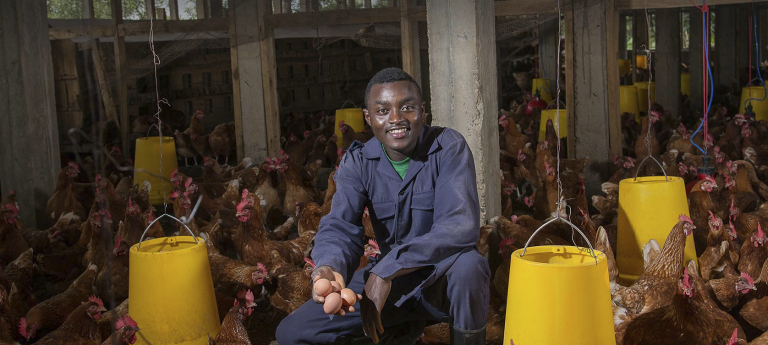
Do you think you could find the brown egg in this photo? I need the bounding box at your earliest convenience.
[333,272,344,284]
[340,288,357,307]
[330,281,343,293]
[313,278,332,297]
[323,292,343,314]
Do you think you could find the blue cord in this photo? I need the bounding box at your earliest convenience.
[691,6,715,156]
[744,4,767,110]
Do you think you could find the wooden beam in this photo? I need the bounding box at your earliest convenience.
[49,18,230,40]
[197,0,210,18]
[145,0,156,19]
[90,41,119,125]
[656,8,682,118]
[258,0,281,157]
[365,0,372,9]
[565,2,575,159]
[348,0,356,9]
[400,0,421,85]
[494,1,557,16]
[607,0,622,157]
[211,0,224,17]
[169,0,179,19]
[631,12,638,83]
[616,0,757,10]
[619,13,627,59]
[716,6,738,89]
[83,0,95,19]
[689,9,703,111]
[110,0,130,154]
[268,7,402,28]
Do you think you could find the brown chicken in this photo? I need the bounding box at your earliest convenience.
[296,201,322,236]
[499,114,532,160]
[101,315,139,345]
[738,224,768,281]
[46,162,87,220]
[30,296,108,345]
[321,169,337,217]
[622,267,745,345]
[202,232,268,296]
[612,216,695,316]
[689,176,719,255]
[709,272,757,311]
[266,250,313,315]
[210,292,256,345]
[209,122,236,165]
[0,208,29,264]
[700,211,740,280]
[277,157,318,216]
[96,237,130,304]
[19,264,98,342]
[737,259,768,333]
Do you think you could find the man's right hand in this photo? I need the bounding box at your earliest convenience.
[311,266,361,316]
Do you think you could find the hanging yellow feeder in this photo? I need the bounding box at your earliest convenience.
[531,78,553,104]
[619,59,631,77]
[636,55,648,69]
[620,85,640,119]
[739,86,768,122]
[681,73,691,97]
[129,216,220,344]
[134,136,178,206]
[538,109,567,141]
[635,81,656,114]
[334,108,366,148]
[617,158,698,284]
[504,219,615,345]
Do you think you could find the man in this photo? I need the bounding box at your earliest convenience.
[276,68,489,345]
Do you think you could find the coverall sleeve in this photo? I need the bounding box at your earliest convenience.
[370,138,481,280]
[310,151,368,284]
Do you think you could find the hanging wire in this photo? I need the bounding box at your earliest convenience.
[148,11,171,213]
[641,0,655,161]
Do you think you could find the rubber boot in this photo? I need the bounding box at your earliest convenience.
[450,324,486,345]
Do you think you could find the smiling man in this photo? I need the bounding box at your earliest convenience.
[275,67,489,345]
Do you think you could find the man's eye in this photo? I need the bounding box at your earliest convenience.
[377,109,388,114]
[402,105,413,111]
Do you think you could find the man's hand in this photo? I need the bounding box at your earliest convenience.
[311,266,360,316]
[360,273,391,343]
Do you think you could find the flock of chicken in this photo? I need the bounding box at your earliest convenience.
[0,96,767,344]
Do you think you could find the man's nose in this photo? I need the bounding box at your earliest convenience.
[388,109,404,123]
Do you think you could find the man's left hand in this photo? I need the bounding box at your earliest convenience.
[360,273,390,343]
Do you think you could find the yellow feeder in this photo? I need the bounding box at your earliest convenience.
[130,233,220,344]
[538,109,567,141]
[134,137,178,206]
[636,55,648,69]
[619,59,631,77]
[617,169,698,284]
[620,85,640,119]
[504,246,615,345]
[635,81,656,114]
[531,78,553,104]
[739,86,768,122]
[334,108,366,148]
[681,73,691,96]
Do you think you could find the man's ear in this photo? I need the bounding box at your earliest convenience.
[421,102,426,114]
[363,108,371,127]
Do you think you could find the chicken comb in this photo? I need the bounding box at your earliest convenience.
[741,272,755,286]
[256,262,267,274]
[304,130,311,137]
[368,239,379,250]
[116,315,138,330]
[682,268,691,289]
[237,289,255,303]
[195,110,203,114]
[708,210,717,222]
[612,155,620,164]
[5,203,18,215]
[18,318,27,338]
[169,190,180,199]
[128,196,134,209]
[184,177,193,190]
[757,224,765,240]
[265,157,275,165]
[339,120,345,127]
[279,150,288,159]
[304,257,316,267]
[148,208,155,222]
[95,174,102,183]
[498,115,506,123]
[704,175,716,183]
[170,168,179,179]
[89,295,104,307]
[236,198,249,213]
[730,198,736,212]
[510,215,518,223]
[499,237,515,249]
[729,328,739,345]
[114,235,121,251]
[678,214,693,224]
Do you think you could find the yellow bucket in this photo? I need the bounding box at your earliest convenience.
[617,175,698,283]
[681,73,691,96]
[739,86,768,122]
[531,78,553,104]
[635,81,656,113]
[538,109,567,141]
[134,137,178,206]
[334,108,365,148]
[620,86,640,119]
[619,59,631,77]
[636,55,648,69]
[504,246,615,345]
[129,236,220,344]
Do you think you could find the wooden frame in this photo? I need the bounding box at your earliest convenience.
[110,0,130,154]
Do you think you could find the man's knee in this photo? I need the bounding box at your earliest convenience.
[449,250,490,283]
[275,313,302,344]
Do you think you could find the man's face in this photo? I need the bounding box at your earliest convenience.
[363,81,426,160]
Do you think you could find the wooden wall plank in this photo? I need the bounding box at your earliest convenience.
[607,0,622,157]
[169,0,179,19]
[258,0,281,157]
[110,0,130,154]
[400,0,421,85]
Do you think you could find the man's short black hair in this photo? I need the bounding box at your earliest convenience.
[364,67,422,108]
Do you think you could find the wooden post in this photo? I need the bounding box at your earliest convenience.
[145,0,156,19]
[337,0,346,10]
[198,0,210,18]
[348,0,356,9]
[539,18,559,98]
[656,8,681,118]
[619,13,627,59]
[91,42,120,125]
[400,0,421,85]
[111,0,130,154]
[0,0,61,227]
[689,8,704,111]
[737,4,750,85]
[83,0,95,19]
[365,0,372,9]
[258,0,281,157]
[716,5,738,89]
[169,0,179,19]
[272,0,282,14]
[606,0,622,157]
[281,0,292,13]
[571,0,616,195]
[565,6,575,159]
[229,0,269,161]
[210,0,223,17]
[426,0,500,223]
[632,11,638,83]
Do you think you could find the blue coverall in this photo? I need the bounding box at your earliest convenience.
[276,125,490,344]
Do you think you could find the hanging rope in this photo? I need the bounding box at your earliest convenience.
[148,12,171,212]
[642,0,653,159]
